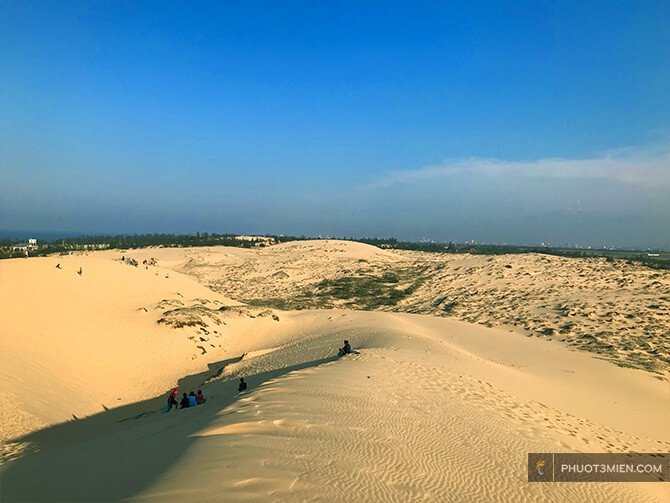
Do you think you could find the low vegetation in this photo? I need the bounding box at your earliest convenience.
[245,269,425,311]
[157,305,224,328]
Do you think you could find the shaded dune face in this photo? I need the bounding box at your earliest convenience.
[0,243,668,503]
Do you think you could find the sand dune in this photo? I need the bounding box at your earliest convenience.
[1,243,668,502]
[139,240,669,373]
[0,253,277,459]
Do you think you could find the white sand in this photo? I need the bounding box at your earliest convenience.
[0,243,668,502]
[154,240,670,373]
[0,253,248,448]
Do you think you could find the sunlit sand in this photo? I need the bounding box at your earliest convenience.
[1,241,667,502]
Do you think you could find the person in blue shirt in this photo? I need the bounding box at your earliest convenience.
[188,391,198,407]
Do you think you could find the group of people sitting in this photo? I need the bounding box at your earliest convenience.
[165,341,353,413]
[166,388,206,410]
[165,378,249,412]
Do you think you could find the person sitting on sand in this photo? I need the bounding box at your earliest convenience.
[167,387,179,410]
[188,391,197,407]
[338,340,351,356]
[180,392,190,409]
[196,390,206,405]
[238,378,247,392]
[55,263,62,269]
[77,267,83,275]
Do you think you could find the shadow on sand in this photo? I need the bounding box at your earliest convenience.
[1,354,339,502]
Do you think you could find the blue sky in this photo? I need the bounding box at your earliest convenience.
[1,1,669,247]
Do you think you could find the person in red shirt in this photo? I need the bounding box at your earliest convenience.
[166,387,179,411]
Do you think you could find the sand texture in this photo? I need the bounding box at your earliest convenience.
[137,241,669,373]
[1,241,668,502]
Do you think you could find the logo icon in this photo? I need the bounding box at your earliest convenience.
[528,453,553,482]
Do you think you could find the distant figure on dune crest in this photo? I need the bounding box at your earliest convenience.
[55,263,62,269]
[180,393,190,409]
[166,387,179,411]
[77,267,83,276]
[188,391,197,407]
[238,378,247,392]
[338,340,351,356]
[196,390,206,404]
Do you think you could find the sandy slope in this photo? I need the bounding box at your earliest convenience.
[0,253,277,459]
[142,241,670,373]
[1,245,668,502]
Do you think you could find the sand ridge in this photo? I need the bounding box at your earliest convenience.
[129,241,670,374]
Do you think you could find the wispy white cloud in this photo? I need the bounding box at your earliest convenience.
[360,146,670,191]
[339,144,670,248]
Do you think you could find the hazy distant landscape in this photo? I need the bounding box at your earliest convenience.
[2,232,669,267]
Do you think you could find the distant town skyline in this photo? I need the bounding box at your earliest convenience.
[2,2,669,248]
[1,228,667,253]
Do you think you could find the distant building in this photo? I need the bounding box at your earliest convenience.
[11,238,38,254]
